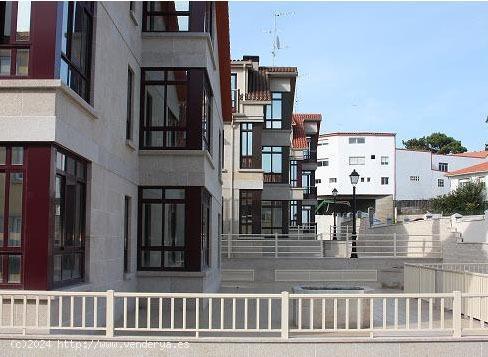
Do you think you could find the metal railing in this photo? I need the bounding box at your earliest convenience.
[222,232,442,259]
[0,289,485,339]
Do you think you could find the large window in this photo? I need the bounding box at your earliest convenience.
[264,92,282,129]
[290,160,298,187]
[202,80,212,152]
[0,146,24,285]
[126,66,134,140]
[201,189,211,269]
[239,190,253,234]
[263,146,283,183]
[231,73,237,111]
[0,1,31,77]
[289,200,298,227]
[123,196,131,273]
[60,2,94,102]
[240,123,252,168]
[139,187,186,270]
[261,201,283,234]
[53,149,86,287]
[349,156,365,165]
[349,137,365,144]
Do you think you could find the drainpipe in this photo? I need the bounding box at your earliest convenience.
[230,122,236,234]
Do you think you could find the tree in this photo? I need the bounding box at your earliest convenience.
[431,181,487,215]
[402,132,467,154]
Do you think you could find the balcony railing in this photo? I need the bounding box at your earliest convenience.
[231,88,239,113]
[0,288,483,339]
[303,186,317,199]
[303,150,317,161]
[264,173,283,183]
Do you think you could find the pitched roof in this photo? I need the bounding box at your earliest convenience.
[453,151,488,159]
[245,66,298,101]
[291,113,322,149]
[320,132,395,138]
[447,162,488,176]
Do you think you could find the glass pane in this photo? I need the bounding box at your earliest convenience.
[53,255,62,282]
[0,2,12,44]
[164,251,184,268]
[0,173,4,246]
[56,151,66,171]
[272,153,282,173]
[72,254,81,279]
[142,203,162,246]
[142,188,162,199]
[163,203,185,246]
[61,2,69,54]
[145,86,164,126]
[141,251,161,268]
[11,146,23,165]
[74,183,84,247]
[165,130,186,148]
[163,14,189,31]
[143,131,164,148]
[0,49,11,75]
[76,161,86,180]
[15,49,29,76]
[8,172,23,247]
[144,71,164,81]
[166,84,187,127]
[174,1,190,11]
[16,1,31,41]
[66,156,75,175]
[71,3,84,70]
[165,189,185,199]
[60,58,69,86]
[0,147,5,164]
[54,175,64,248]
[8,255,21,283]
[62,254,73,280]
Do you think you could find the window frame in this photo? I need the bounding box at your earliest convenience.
[381,177,389,185]
[126,66,134,140]
[349,156,365,165]
[438,162,448,172]
[438,179,445,188]
[261,200,284,234]
[264,92,283,129]
[0,145,25,287]
[123,196,131,273]
[240,123,253,169]
[262,146,283,183]
[381,156,389,165]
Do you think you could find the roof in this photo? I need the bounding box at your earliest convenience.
[245,66,298,101]
[453,151,488,159]
[320,132,396,138]
[291,113,322,149]
[447,162,488,176]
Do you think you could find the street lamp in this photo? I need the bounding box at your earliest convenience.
[332,188,338,240]
[349,170,359,258]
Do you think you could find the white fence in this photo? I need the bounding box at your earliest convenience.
[1,289,487,339]
[222,232,442,259]
[405,263,488,324]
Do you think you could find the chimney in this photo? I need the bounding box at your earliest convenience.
[243,55,259,70]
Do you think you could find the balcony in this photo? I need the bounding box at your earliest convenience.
[303,186,317,200]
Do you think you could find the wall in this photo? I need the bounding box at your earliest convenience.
[450,173,488,200]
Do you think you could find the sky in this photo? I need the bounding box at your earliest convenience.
[229,1,488,151]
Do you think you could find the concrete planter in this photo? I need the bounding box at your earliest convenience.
[292,286,373,329]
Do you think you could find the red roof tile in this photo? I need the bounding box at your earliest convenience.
[447,162,488,176]
[244,66,297,101]
[453,151,488,159]
[293,113,322,122]
[292,113,322,149]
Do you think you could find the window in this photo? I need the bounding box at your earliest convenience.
[349,137,365,144]
[261,201,283,234]
[139,187,186,270]
[263,146,283,183]
[438,162,448,172]
[142,69,211,150]
[349,156,365,165]
[318,140,328,146]
[302,205,312,225]
[315,179,321,184]
[302,170,313,195]
[53,149,86,287]
[202,80,212,152]
[410,176,420,182]
[264,92,282,129]
[239,190,253,234]
[60,2,94,102]
[290,160,298,187]
[143,1,190,31]
[289,200,298,227]
[231,73,237,111]
[381,177,389,185]
[367,177,371,182]
[126,66,134,140]
[123,196,131,273]
[240,123,252,168]
[318,159,329,167]
[0,1,31,77]
[129,1,135,12]
[201,190,211,269]
[371,155,375,159]
[329,178,337,183]
[381,156,389,165]
[0,146,24,285]
[361,177,365,182]
[438,179,444,187]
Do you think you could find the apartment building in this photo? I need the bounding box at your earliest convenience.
[0,1,231,292]
[396,149,487,213]
[222,56,320,235]
[316,132,396,222]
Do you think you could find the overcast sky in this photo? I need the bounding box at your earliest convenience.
[229,1,488,150]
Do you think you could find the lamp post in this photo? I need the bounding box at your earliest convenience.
[332,188,338,240]
[349,170,359,258]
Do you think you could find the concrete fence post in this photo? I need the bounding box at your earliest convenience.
[320,239,324,258]
[281,291,289,339]
[393,233,397,257]
[106,290,114,337]
[452,291,462,337]
[345,230,349,258]
[227,233,232,259]
[275,233,279,258]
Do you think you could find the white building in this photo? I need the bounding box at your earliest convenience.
[316,132,396,222]
[447,162,488,200]
[396,149,488,213]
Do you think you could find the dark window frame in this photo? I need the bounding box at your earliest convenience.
[230,72,237,112]
[239,190,253,234]
[438,162,448,172]
[126,66,134,140]
[123,196,131,273]
[59,1,94,103]
[290,160,298,187]
[240,123,253,169]
[201,189,211,269]
[264,92,283,129]
[0,145,25,287]
[263,146,283,183]
[261,200,284,234]
[202,79,212,152]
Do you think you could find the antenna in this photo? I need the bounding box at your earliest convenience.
[270,11,294,66]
